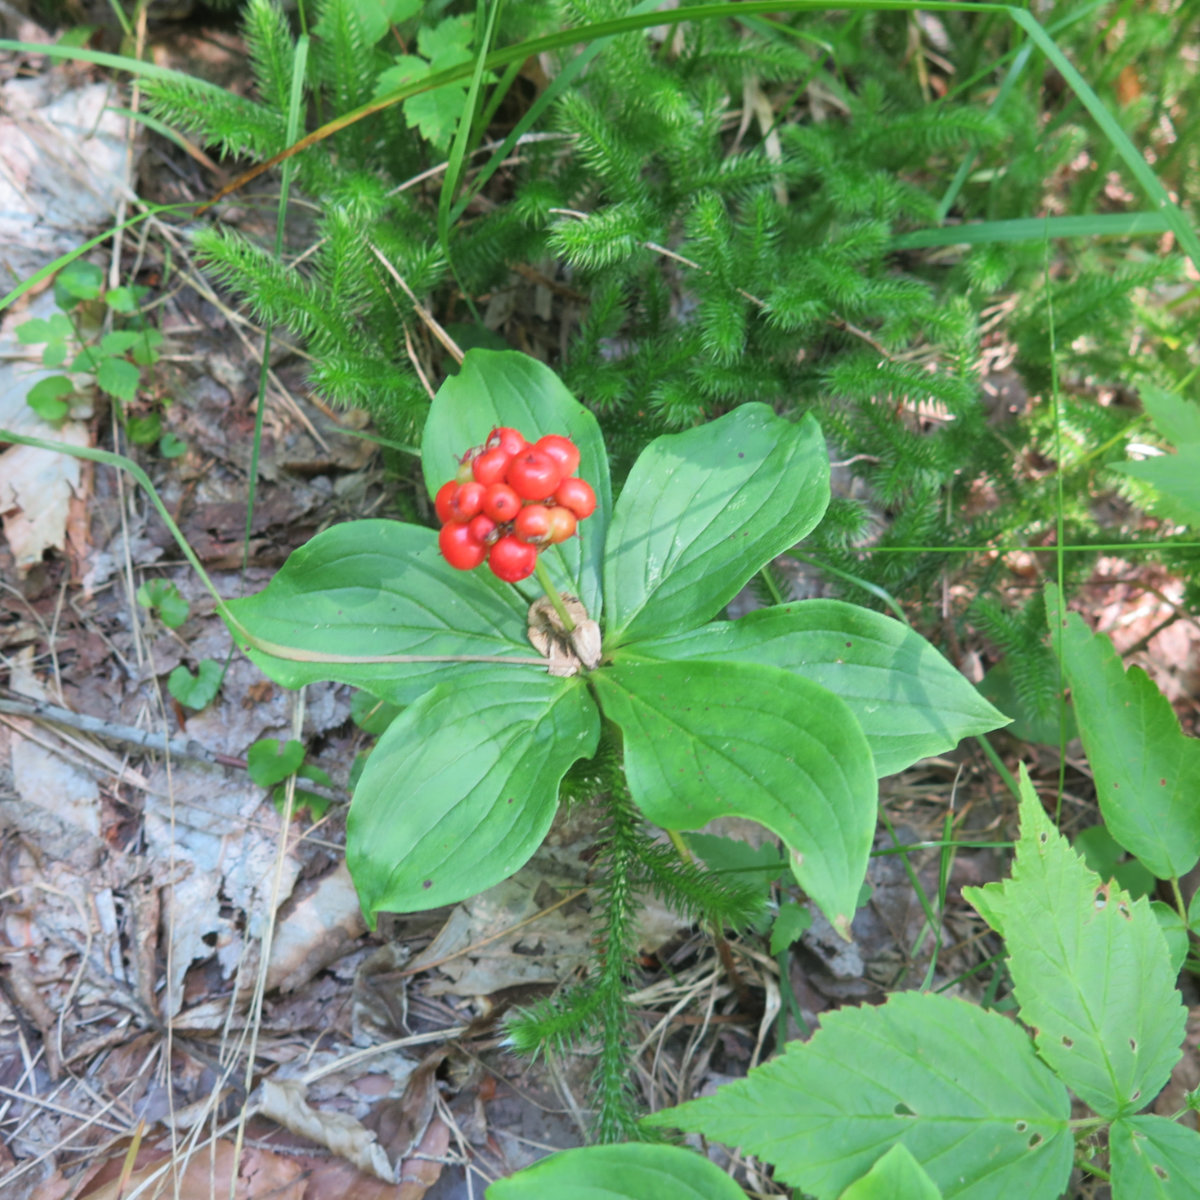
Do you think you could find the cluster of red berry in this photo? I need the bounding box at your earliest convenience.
[436,427,597,582]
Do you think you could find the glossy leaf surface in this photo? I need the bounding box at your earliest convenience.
[964,766,1184,1118]
[594,656,876,934]
[603,405,829,646]
[348,669,599,922]
[421,349,611,618]
[632,600,1006,777]
[643,991,1072,1200]
[223,520,534,706]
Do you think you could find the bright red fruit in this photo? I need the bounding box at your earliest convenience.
[535,434,581,478]
[546,506,577,544]
[471,446,511,487]
[439,522,486,570]
[553,476,596,519]
[434,480,457,524]
[514,504,553,545]
[488,534,538,582]
[482,483,522,522]
[468,514,498,545]
[487,426,527,457]
[448,480,486,522]
[507,449,565,501]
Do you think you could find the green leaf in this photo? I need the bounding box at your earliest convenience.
[770,900,813,956]
[421,350,611,620]
[126,413,161,445]
[97,356,140,403]
[1073,825,1155,899]
[105,286,139,314]
[404,82,469,150]
[54,259,103,304]
[418,15,472,63]
[1113,450,1200,527]
[17,317,58,344]
[374,55,429,102]
[977,660,1075,748]
[223,520,533,706]
[1139,385,1200,448]
[595,657,876,935]
[168,660,222,710]
[1151,901,1189,977]
[100,330,141,356]
[42,340,68,368]
[839,1145,942,1200]
[1109,1116,1200,1200]
[26,376,74,422]
[1190,888,1200,936]
[350,689,402,736]
[687,832,786,891]
[630,601,1005,777]
[1046,583,1200,879]
[962,766,1185,1119]
[247,738,306,787]
[330,0,418,46]
[603,406,829,647]
[348,669,599,922]
[158,432,187,458]
[136,578,189,628]
[486,1143,747,1200]
[642,991,1072,1200]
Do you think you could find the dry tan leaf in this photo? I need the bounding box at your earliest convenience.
[254,1077,393,1183]
[396,1114,451,1199]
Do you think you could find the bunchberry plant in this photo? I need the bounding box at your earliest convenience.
[488,768,1199,1200]
[223,348,1006,1134]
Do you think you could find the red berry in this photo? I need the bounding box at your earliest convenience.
[439,522,486,570]
[553,476,596,520]
[482,482,522,522]
[488,535,538,583]
[472,446,511,487]
[448,480,486,522]
[535,434,581,478]
[468,514,498,545]
[434,480,457,524]
[487,426,527,457]
[507,449,565,502]
[546,506,578,544]
[514,504,553,545]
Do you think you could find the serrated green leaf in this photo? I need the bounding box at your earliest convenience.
[1073,825,1155,899]
[126,413,161,445]
[770,900,813,955]
[404,84,469,150]
[1113,450,1200,527]
[418,15,472,63]
[42,340,68,368]
[348,670,599,922]
[1139,385,1200,448]
[642,991,1072,1200]
[977,660,1075,747]
[223,520,533,705]
[839,1144,942,1200]
[687,832,786,891]
[594,657,876,934]
[1046,583,1200,879]
[485,1143,747,1200]
[963,765,1184,1118]
[168,660,222,710]
[97,356,140,403]
[26,376,74,422]
[17,317,56,344]
[136,578,189,628]
[374,55,428,102]
[54,259,103,303]
[100,330,141,355]
[1109,1116,1200,1200]
[421,350,611,620]
[1190,888,1200,935]
[603,406,829,646]
[630,601,1005,777]
[105,286,139,314]
[247,738,306,787]
[335,0,418,45]
[1151,901,1189,976]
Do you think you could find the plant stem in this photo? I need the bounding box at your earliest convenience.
[533,556,575,632]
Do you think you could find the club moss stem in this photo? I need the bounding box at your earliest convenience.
[533,556,575,632]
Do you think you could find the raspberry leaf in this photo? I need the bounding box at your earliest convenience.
[348,670,599,921]
[1108,1116,1200,1198]
[642,991,1072,1200]
[839,1145,942,1200]
[604,405,829,646]
[962,766,1185,1119]
[422,350,610,619]
[594,656,875,934]
[222,520,532,705]
[630,600,1007,777]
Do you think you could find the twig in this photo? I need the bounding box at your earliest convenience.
[369,243,465,365]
